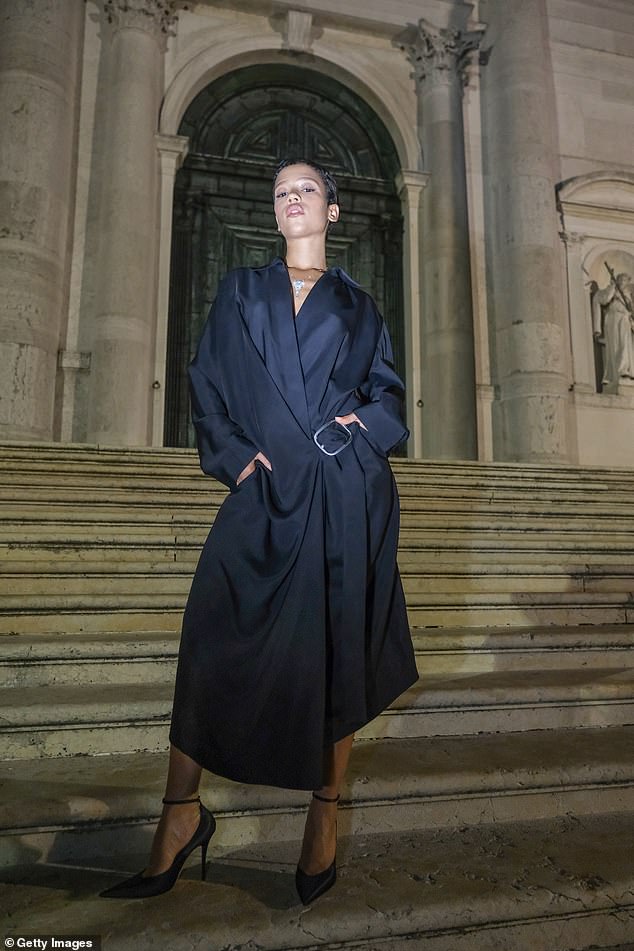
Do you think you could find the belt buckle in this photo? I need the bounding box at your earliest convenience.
[313,419,352,456]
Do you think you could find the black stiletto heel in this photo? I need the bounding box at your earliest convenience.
[100,795,216,899]
[201,837,209,882]
[295,791,340,905]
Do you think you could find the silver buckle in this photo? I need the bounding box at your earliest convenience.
[313,419,353,456]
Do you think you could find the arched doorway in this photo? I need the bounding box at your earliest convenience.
[165,63,403,447]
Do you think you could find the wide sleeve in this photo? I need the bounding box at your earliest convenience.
[354,319,409,455]
[188,277,259,488]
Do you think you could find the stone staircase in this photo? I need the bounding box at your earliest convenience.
[1,441,633,950]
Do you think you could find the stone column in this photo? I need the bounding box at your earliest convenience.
[399,19,481,460]
[0,0,84,441]
[482,0,571,462]
[87,0,180,445]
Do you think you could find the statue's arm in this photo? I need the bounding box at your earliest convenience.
[591,284,615,337]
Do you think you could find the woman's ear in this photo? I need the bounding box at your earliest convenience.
[327,203,340,224]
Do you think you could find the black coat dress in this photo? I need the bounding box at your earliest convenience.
[169,258,419,790]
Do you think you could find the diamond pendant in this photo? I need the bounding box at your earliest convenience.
[292,279,305,297]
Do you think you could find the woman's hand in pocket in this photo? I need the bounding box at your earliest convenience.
[236,451,272,486]
[335,413,367,431]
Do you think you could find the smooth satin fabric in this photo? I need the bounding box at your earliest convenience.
[169,258,419,790]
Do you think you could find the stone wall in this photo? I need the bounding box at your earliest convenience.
[1,0,633,465]
[548,0,634,464]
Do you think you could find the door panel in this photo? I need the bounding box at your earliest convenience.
[165,67,404,449]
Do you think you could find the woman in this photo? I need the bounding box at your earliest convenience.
[101,159,419,904]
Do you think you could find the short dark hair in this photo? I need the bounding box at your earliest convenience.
[273,158,338,205]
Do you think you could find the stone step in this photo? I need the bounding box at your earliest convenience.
[1,523,188,541]
[0,449,617,477]
[385,666,634,736]
[416,624,634,673]
[0,544,197,565]
[413,623,634,662]
[1,456,626,482]
[0,632,179,687]
[0,726,631,862]
[12,473,634,495]
[0,478,628,500]
[3,512,634,546]
[2,446,634,498]
[0,454,611,481]
[5,499,634,531]
[2,625,632,689]
[1,665,633,760]
[0,591,632,630]
[2,591,633,634]
[6,483,634,512]
[0,608,183,635]
[4,485,634,521]
[11,474,629,501]
[2,444,633,947]
[0,443,196,466]
[1,557,198,572]
[399,548,634,565]
[2,814,634,950]
[403,570,634,594]
[4,522,634,553]
[1,573,192,598]
[398,536,634,556]
[405,593,632,627]
[4,566,634,599]
[4,542,634,569]
[1,509,223,525]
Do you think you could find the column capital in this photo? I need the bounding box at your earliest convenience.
[102,0,185,49]
[156,133,189,173]
[395,169,430,200]
[396,18,485,90]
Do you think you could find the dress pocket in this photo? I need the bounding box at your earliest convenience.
[235,462,260,491]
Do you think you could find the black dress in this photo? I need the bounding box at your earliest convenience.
[169,258,419,790]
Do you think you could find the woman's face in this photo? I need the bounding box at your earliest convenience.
[273,164,339,241]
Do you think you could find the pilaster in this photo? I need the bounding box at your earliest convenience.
[152,133,189,446]
[462,29,494,462]
[396,170,429,458]
[559,229,596,395]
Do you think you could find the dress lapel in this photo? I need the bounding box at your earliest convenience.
[262,260,313,438]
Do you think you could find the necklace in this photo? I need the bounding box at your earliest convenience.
[286,263,327,298]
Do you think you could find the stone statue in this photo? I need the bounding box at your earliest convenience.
[591,268,634,387]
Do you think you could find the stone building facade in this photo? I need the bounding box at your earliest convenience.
[1,0,633,465]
